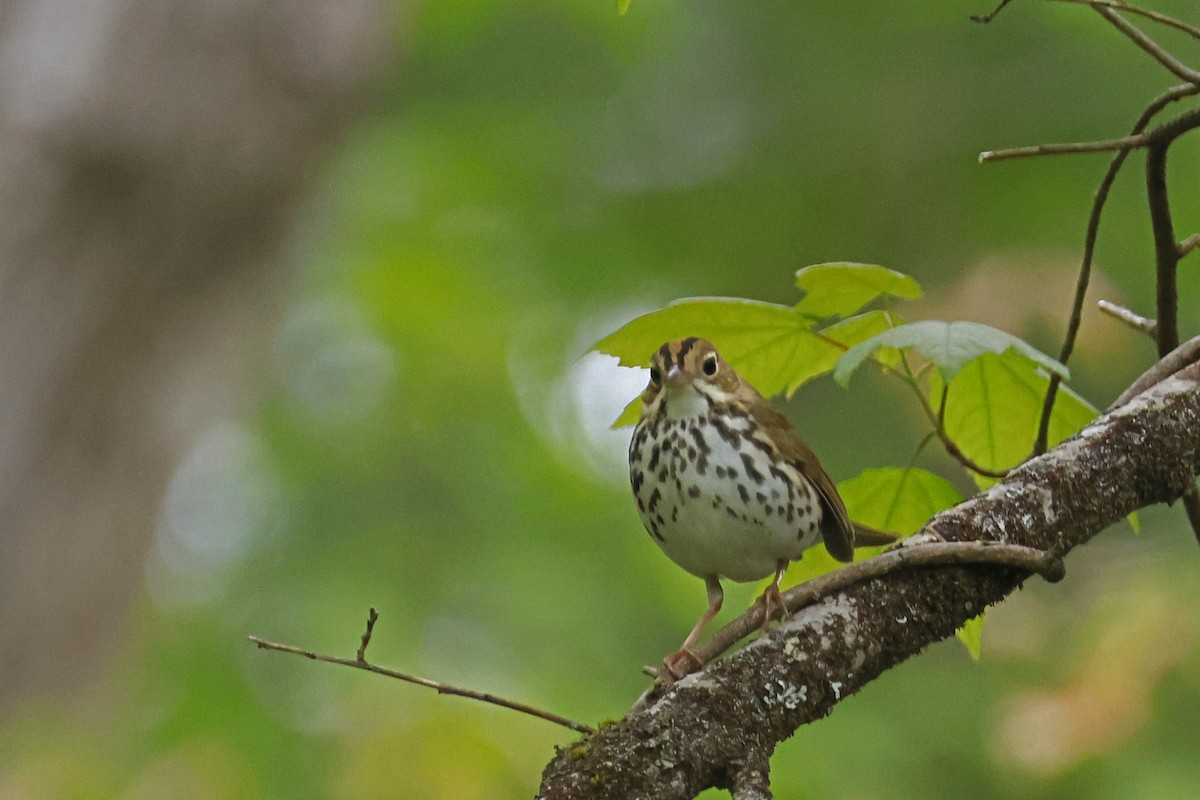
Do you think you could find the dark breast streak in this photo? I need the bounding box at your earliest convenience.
[630,404,822,550]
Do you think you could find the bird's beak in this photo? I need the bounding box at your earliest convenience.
[664,364,686,388]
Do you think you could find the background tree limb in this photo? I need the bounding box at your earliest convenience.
[0,0,391,712]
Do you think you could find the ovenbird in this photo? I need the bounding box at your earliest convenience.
[629,337,895,675]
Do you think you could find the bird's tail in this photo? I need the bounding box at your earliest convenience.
[852,523,900,548]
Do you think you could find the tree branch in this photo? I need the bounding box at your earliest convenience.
[536,361,1200,800]
[639,540,1063,687]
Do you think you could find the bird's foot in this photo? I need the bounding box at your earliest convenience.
[756,584,789,632]
[661,647,703,680]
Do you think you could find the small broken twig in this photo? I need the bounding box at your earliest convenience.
[356,606,379,662]
[1098,300,1157,336]
[1178,234,1200,258]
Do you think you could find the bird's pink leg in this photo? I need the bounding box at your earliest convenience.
[662,576,723,679]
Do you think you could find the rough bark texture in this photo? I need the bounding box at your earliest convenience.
[537,364,1200,799]
[0,0,391,711]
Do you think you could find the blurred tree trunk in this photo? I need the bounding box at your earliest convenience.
[0,0,392,712]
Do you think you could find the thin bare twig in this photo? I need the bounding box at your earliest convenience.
[1030,83,1199,454]
[1098,300,1157,336]
[249,610,594,734]
[980,105,1200,162]
[982,90,1200,164]
[971,0,1016,24]
[1094,5,1200,85]
[1148,139,1181,354]
[1052,1,1200,40]
[643,541,1063,688]
[980,132,1153,162]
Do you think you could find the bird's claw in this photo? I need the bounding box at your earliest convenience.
[756,585,789,632]
[661,647,703,680]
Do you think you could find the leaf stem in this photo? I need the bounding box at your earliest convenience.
[895,353,1010,480]
[907,430,939,470]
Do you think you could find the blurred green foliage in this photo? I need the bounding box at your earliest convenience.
[4,1,1200,798]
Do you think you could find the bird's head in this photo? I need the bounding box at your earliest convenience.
[640,337,741,417]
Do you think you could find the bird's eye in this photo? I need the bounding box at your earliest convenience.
[702,355,718,376]
[649,366,661,384]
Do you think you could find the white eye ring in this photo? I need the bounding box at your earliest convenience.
[702,355,718,376]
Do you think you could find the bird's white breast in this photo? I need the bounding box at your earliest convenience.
[629,387,823,583]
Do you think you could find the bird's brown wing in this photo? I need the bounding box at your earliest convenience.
[747,400,856,562]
